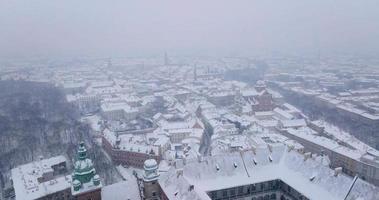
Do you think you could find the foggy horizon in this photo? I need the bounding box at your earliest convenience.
[1,1,379,200]
[1,0,379,59]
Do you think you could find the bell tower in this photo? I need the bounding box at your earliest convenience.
[143,159,160,200]
[71,142,102,200]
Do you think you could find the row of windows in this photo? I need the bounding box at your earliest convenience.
[207,180,309,200]
[41,190,70,200]
[208,180,280,199]
[251,193,277,200]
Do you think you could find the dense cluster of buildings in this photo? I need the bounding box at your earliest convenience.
[2,55,379,199]
[266,57,379,149]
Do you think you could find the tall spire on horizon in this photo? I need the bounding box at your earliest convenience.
[164,52,170,66]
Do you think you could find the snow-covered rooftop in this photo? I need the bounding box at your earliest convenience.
[103,129,162,155]
[11,156,71,200]
[159,146,379,200]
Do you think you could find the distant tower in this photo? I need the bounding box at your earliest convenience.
[71,142,102,200]
[193,65,197,81]
[255,80,266,92]
[143,159,160,200]
[107,58,112,68]
[164,52,170,66]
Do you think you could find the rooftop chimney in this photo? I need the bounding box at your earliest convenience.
[304,152,312,161]
[334,167,343,177]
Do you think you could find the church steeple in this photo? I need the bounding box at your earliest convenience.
[194,65,197,81]
[164,52,170,66]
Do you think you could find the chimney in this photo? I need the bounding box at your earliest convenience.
[176,169,183,178]
[334,167,342,177]
[304,152,312,161]
[287,145,294,152]
[216,164,220,171]
[116,137,121,149]
[189,185,194,192]
[253,158,258,165]
[268,144,273,153]
[197,154,203,163]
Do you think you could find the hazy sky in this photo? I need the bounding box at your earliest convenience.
[0,0,378,58]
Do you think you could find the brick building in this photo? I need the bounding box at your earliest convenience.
[102,130,167,168]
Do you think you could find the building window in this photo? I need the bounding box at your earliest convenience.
[268,181,273,189]
[222,190,227,197]
[238,186,243,194]
[259,183,263,191]
[210,191,217,199]
[230,188,236,196]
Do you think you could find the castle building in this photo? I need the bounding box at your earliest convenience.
[71,142,102,200]
[102,130,163,169]
[10,142,142,200]
[158,145,379,200]
[10,156,71,200]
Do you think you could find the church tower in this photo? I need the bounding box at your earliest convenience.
[164,52,170,66]
[71,142,102,200]
[108,58,112,68]
[142,159,160,200]
[193,65,197,81]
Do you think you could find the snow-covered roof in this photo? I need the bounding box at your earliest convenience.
[282,103,302,113]
[102,181,141,200]
[160,146,378,200]
[241,88,259,97]
[273,107,295,120]
[103,130,161,155]
[104,166,142,200]
[279,119,307,128]
[11,156,71,200]
[285,127,375,163]
[101,101,138,113]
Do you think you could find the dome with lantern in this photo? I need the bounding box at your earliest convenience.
[71,142,102,193]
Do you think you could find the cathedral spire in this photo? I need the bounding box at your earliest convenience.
[71,142,102,200]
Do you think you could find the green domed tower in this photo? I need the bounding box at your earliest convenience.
[71,142,102,200]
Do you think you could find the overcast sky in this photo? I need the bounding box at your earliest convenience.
[0,0,378,58]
